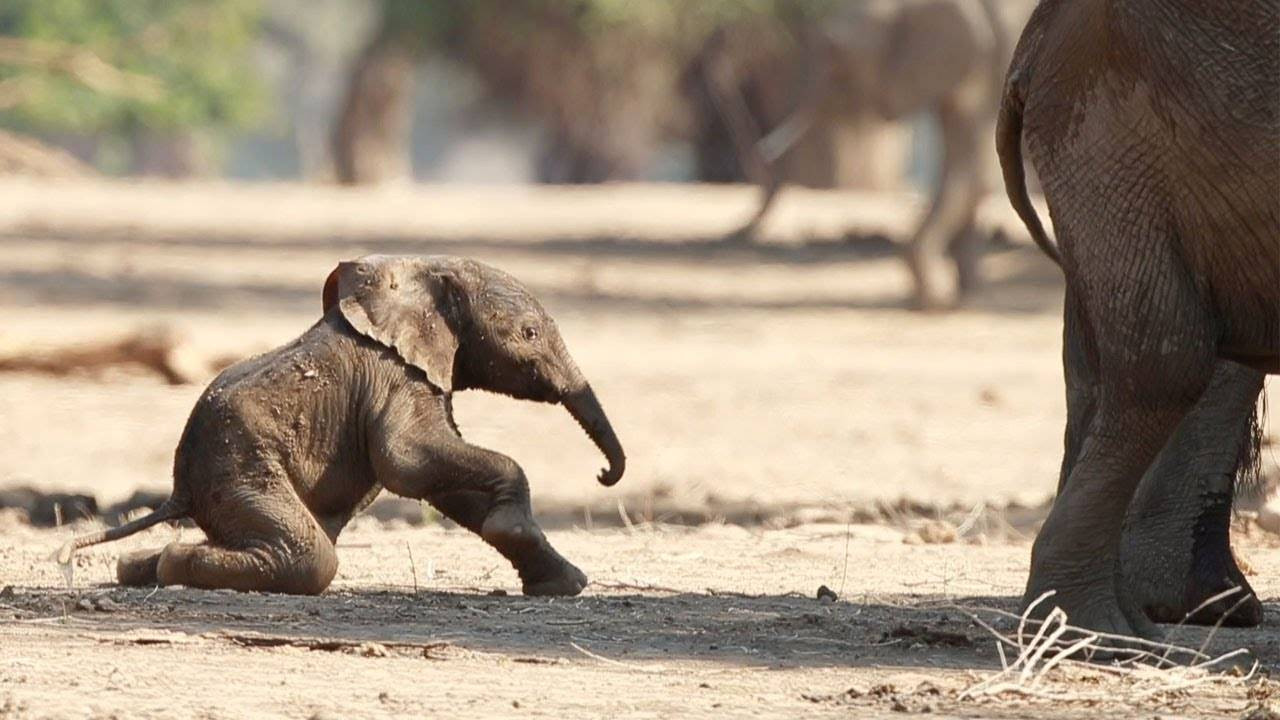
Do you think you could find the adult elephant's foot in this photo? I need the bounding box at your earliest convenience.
[905,252,959,312]
[1025,526,1161,651]
[952,239,985,297]
[1187,546,1262,626]
[1136,545,1262,628]
[910,292,957,313]
[1122,472,1264,628]
[1022,577,1161,657]
[719,222,761,246]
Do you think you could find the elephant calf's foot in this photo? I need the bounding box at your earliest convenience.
[521,560,588,597]
[116,548,163,586]
[481,506,587,597]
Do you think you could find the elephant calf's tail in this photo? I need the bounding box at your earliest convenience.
[996,68,1061,267]
[54,498,188,565]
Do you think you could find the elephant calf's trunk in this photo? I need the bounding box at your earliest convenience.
[563,385,626,487]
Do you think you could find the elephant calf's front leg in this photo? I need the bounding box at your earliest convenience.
[375,436,588,596]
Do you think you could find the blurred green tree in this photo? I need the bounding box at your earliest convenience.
[0,0,263,175]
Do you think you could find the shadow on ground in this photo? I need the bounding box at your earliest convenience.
[0,485,1053,537]
[0,585,1018,670]
[0,231,1063,316]
[4,585,1271,671]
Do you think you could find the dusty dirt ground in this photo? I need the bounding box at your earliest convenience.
[5,519,1280,719]
[0,180,1277,719]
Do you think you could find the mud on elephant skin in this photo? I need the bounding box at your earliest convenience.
[59,255,626,596]
[999,0,1278,640]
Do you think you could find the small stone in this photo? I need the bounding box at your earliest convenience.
[95,596,121,612]
[1255,495,1280,535]
[908,521,958,545]
[488,589,508,597]
[816,585,838,602]
[356,642,389,658]
[76,598,94,612]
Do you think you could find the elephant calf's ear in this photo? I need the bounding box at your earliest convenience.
[322,266,341,315]
[327,258,460,394]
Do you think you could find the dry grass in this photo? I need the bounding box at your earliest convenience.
[957,592,1257,706]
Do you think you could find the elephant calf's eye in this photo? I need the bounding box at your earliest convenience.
[522,326,539,341]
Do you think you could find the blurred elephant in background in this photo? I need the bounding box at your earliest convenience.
[695,0,1029,310]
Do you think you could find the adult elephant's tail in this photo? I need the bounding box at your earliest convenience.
[996,63,1061,267]
[1238,390,1268,498]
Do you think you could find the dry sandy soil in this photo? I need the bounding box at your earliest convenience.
[5,519,1280,720]
[0,180,1277,719]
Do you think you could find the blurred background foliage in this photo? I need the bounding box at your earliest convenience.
[0,0,933,183]
[0,0,262,173]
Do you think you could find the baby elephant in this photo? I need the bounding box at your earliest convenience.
[59,255,626,596]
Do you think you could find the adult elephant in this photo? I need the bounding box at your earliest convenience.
[699,0,1020,309]
[999,0,1278,639]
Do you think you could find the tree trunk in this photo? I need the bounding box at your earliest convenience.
[331,23,416,185]
[132,131,209,178]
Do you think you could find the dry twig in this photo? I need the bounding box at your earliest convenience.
[0,37,162,102]
[569,641,667,673]
[955,592,1256,705]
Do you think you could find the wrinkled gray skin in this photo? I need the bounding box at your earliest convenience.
[1121,362,1265,628]
[60,255,626,596]
[999,0,1278,639]
[703,0,1012,309]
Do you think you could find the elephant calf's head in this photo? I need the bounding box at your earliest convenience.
[323,254,625,486]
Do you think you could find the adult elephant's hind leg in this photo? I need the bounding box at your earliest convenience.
[949,225,986,299]
[726,176,783,243]
[156,488,337,595]
[905,103,982,310]
[1027,267,1217,640]
[1122,361,1265,627]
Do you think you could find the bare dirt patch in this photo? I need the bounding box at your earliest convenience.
[1,520,1277,719]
